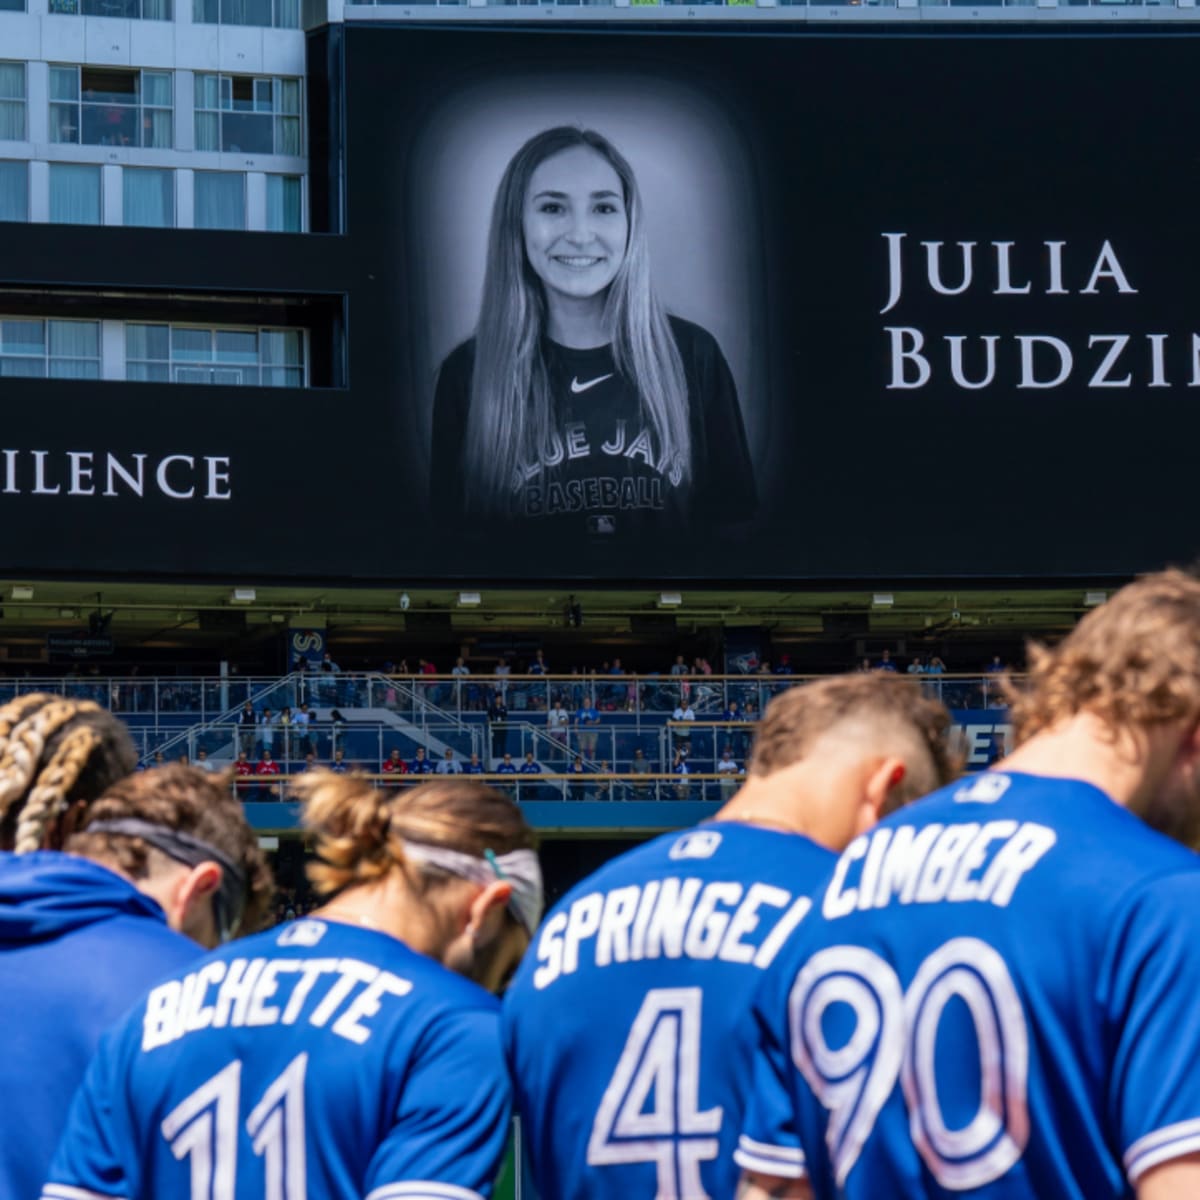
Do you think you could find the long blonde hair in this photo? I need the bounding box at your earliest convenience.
[462,126,690,513]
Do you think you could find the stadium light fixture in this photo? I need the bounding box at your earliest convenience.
[872,593,895,608]
[458,592,482,607]
[658,592,683,608]
[1083,590,1108,607]
[230,588,256,604]
[10,586,33,601]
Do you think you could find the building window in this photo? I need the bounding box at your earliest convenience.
[194,75,301,156]
[0,63,26,141]
[193,171,245,230]
[193,0,298,28]
[0,162,26,222]
[48,0,171,15]
[0,319,101,379]
[124,167,174,227]
[50,67,173,149]
[266,175,302,232]
[49,163,101,225]
[126,324,305,387]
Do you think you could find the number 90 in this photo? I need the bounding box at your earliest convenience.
[788,937,1029,1191]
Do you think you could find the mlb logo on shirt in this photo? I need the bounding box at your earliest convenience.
[954,773,1013,805]
[669,830,723,860]
[277,919,328,947]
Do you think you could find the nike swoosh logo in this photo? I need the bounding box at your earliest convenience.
[570,373,613,394]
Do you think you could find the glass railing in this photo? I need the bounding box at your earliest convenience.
[0,670,1014,726]
[136,718,489,768]
[233,770,746,803]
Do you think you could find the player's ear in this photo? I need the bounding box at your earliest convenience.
[863,755,908,827]
[464,879,513,943]
[175,861,223,949]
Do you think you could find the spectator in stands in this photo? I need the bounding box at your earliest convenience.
[986,653,1006,673]
[670,655,688,677]
[594,760,614,802]
[496,752,518,781]
[234,750,253,789]
[494,658,512,702]
[672,747,691,798]
[301,752,317,773]
[575,695,601,760]
[294,702,313,754]
[488,690,509,758]
[547,697,571,759]
[630,747,652,784]
[716,745,741,800]
[519,752,542,796]
[451,656,472,708]
[605,659,627,710]
[258,707,275,758]
[318,651,340,703]
[410,746,435,776]
[693,656,714,676]
[465,752,485,776]
[278,706,293,763]
[436,748,463,775]
[381,749,407,776]
[568,754,587,800]
[907,656,925,676]
[775,655,793,676]
[194,748,215,774]
[857,657,872,673]
[152,750,166,767]
[255,750,279,778]
[927,655,946,675]
[672,699,696,752]
[330,748,349,774]
[237,700,256,755]
[529,650,549,676]
[327,709,346,757]
[877,649,897,672]
[177,754,190,767]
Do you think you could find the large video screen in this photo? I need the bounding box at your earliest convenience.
[337,24,1200,583]
[1,26,1198,585]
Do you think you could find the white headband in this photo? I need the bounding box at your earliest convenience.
[403,839,544,937]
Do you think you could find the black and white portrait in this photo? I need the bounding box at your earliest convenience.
[402,74,767,540]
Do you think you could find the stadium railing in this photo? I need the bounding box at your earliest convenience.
[232,770,749,803]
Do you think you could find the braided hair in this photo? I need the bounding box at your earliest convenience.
[0,694,137,853]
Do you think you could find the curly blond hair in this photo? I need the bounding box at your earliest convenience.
[1006,568,1200,744]
[0,694,136,853]
[68,764,276,934]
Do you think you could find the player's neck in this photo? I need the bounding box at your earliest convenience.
[545,295,610,349]
[313,875,446,957]
[716,777,808,837]
[994,711,1167,810]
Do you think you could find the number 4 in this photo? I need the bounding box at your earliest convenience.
[162,1053,308,1200]
[587,988,723,1199]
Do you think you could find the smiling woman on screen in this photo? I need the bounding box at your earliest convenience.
[431,125,756,537]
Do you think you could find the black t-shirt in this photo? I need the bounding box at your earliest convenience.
[431,317,756,537]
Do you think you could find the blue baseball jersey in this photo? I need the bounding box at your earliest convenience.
[502,821,834,1199]
[44,918,512,1200]
[737,771,1200,1198]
